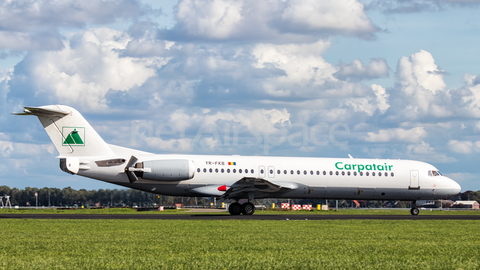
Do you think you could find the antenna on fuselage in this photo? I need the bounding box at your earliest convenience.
[348,154,353,159]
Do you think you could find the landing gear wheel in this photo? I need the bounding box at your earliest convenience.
[241,202,255,215]
[228,202,242,215]
[410,208,419,215]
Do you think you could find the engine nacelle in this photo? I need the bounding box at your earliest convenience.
[141,159,195,181]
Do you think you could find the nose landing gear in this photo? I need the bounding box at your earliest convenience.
[410,200,419,215]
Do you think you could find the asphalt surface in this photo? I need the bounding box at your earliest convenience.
[2,214,480,220]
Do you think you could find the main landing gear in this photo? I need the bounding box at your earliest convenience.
[410,200,419,215]
[228,202,255,215]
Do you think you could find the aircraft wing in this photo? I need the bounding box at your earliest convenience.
[221,177,296,200]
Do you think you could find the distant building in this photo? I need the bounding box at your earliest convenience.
[452,201,480,209]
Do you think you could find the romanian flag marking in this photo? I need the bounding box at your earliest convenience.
[228,162,236,165]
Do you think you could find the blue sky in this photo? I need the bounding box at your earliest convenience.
[1,0,480,191]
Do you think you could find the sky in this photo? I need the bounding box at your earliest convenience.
[1,0,480,192]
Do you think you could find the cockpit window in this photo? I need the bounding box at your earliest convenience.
[428,170,443,177]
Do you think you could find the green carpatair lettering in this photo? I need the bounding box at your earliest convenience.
[357,165,364,172]
[335,162,343,170]
[335,161,393,172]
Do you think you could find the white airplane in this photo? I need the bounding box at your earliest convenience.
[15,105,461,215]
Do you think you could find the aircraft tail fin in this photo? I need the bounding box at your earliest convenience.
[15,105,115,157]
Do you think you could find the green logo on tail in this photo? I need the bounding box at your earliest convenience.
[62,127,85,146]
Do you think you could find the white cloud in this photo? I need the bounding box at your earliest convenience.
[0,0,147,52]
[386,50,453,121]
[145,137,194,152]
[168,0,378,42]
[397,50,445,95]
[0,140,14,157]
[0,140,54,158]
[365,127,427,143]
[176,0,243,39]
[371,84,390,114]
[334,58,389,81]
[405,141,456,163]
[447,140,480,154]
[252,40,338,96]
[281,0,377,36]
[8,28,167,111]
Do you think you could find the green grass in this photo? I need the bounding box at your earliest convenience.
[1,207,480,215]
[0,219,479,269]
[0,207,190,214]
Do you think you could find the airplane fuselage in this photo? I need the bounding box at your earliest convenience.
[75,154,459,201]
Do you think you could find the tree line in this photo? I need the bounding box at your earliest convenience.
[0,185,477,208]
[0,186,189,207]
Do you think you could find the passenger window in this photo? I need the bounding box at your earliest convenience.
[277,170,281,174]
[391,172,394,177]
[260,169,264,174]
[310,170,314,175]
[347,171,351,176]
[341,171,345,176]
[197,168,201,172]
[366,172,369,176]
[316,171,320,175]
[239,169,242,173]
[227,169,230,173]
[323,171,326,175]
[372,172,375,176]
[233,169,236,173]
[291,170,294,175]
[329,171,333,175]
[251,169,254,173]
[354,171,357,176]
[209,168,213,173]
[284,170,287,174]
[203,168,207,173]
[215,168,219,173]
[270,169,273,174]
[304,170,307,175]
[335,171,339,176]
[297,170,300,175]
[221,169,224,173]
[360,172,363,176]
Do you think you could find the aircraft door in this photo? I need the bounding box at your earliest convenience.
[268,166,275,178]
[259,166,266,178]
[409,170,420,190]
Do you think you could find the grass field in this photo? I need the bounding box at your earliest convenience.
[1,207,480,215]
[0,219,479,269]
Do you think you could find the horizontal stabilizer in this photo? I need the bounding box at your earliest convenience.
[13,106,70,117]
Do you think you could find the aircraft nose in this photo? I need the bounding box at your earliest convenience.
[447,177,461,195]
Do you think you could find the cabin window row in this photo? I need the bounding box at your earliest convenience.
[196,168,394,177]
[198,168,255,174]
